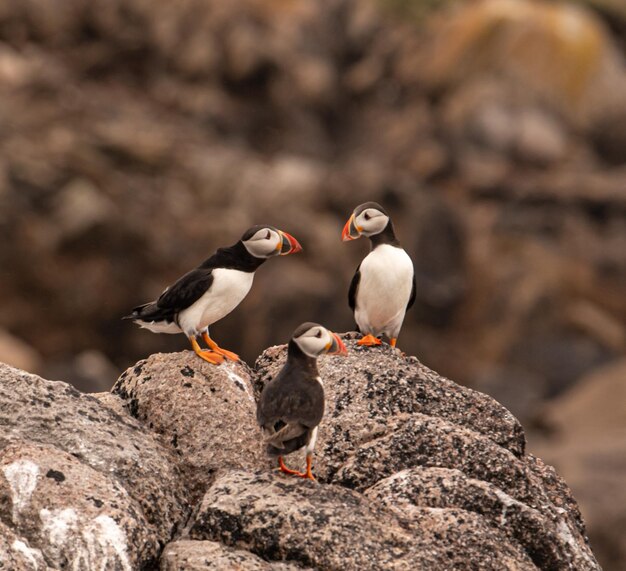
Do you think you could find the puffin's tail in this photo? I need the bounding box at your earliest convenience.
[122,301,166,322]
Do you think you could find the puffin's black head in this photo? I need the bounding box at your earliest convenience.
[341,202,390,241]
[291,322,347,358]
[241,225,302,258]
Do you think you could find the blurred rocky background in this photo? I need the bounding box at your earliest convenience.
[0,0,624,568]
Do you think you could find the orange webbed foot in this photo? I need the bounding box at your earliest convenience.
[298,455,316,481]
[357,334,383,347]
[196,350,225,365]
[278,456,304,477]
[190,337,224,365]
[202,333,239,361]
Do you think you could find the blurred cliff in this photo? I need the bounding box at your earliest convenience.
[0,0,625,567]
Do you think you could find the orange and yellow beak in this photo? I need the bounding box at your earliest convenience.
[278,231,303,255]
[342,214,361,241]
[326,332,348,356]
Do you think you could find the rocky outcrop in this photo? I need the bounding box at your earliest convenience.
[160,540,304,571]
[0,362,187,569]
[111,352,263,499]
[1,337,600,569]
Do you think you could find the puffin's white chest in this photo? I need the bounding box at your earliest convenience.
[178,268,254,335]
[355,244,413,334]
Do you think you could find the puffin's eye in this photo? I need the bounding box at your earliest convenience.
[315,330,322,338]
[364,212,370,221]
[265,231,271,240]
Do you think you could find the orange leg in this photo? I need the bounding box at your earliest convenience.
[298,454,316,481]
[390,338,397,348]
[357,333,382,346]
[189,336,224,365]
[202,332,239,361]
[278,456,304,477]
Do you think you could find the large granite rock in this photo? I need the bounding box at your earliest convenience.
[188,470,536,571]
[0,442,158,570]
[160,540,305,571]
[112,351,263,499]
[254,335,525,479]
[0,362,186,569]
[0,340,602,569]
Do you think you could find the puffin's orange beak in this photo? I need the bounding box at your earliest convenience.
[327,332,348,356]
[278,231,303,255]
[342,214,361,241]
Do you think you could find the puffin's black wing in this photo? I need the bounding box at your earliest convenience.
[407,272,416,310]
[155,268,214,311]
[348,264,361,312]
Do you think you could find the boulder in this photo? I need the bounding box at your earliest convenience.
[0,442,159,570]
[160,540,305,571]
[255,335,526,481]
[0,338,603,570]
[188,470,536,571]
[250,336,599,570]
[0,362,187,568]
[0,520,48,571]
[112,351,264,499]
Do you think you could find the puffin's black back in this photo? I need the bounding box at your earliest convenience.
[257,340,325,455]
[129,240,266,322]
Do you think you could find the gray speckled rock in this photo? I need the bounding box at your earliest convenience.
[187,470,537,571]
[160,540,306,570]
[112,351,263,499]
[0,520,48,571]
[0,442,159,570]
[365,466,598,571]
[0,362,186,568]
[254,335,525,483]
[0,340,602,570]
[252,336,600,570]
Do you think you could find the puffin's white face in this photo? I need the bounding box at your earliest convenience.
[293,324,348,358]
[353,207,389,237]
[342,203,390,241]
[241,226,302,259]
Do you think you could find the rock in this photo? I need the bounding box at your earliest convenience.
[188,470,536,571]
[112,351,263,499]
[365,466,597,570]
[0,345,603,570]
[0,442,159,570]
[160,540,305,571]
[0,363,187,558]
[255,337,526,481]
[0,520,48,571]
[251,336,599,569]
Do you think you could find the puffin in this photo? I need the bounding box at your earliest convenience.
[257,322,347,481]
[125,225,302,365]
[341,202,415,348]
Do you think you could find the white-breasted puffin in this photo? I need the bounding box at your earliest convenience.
[126,225,302,365]
[342,202,415,348]
[257,322,347,481]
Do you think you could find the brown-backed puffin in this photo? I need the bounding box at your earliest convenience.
[342,202,415,348]
[125,225,302,365]
[257,322,347,481]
